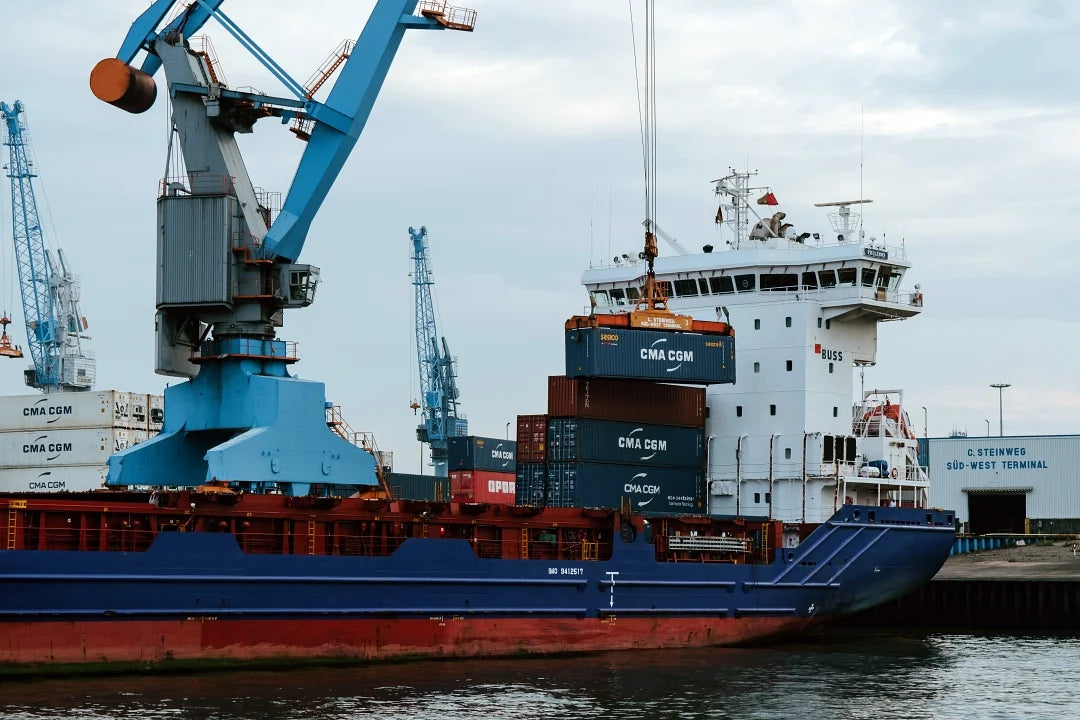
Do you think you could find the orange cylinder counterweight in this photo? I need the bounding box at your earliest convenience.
[90,58,157,114]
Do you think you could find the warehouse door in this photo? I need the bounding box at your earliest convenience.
[967,493,1026,534]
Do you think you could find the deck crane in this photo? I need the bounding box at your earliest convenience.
[1,101,95,392]
[409,226,466,476]
[91,0,475,493]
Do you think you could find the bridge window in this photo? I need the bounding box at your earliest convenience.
[861,268,876,287]
[590,290,610,308]
[802,271,818,289]
[837,268,857,286]
[709,276,735,294]
[734,274,756,292]
[698,279,711,295]
[761,273,798,291]
[626,286,640,302]
[673,279,699,297]
[877,270,900,291]
[819,270,837,288]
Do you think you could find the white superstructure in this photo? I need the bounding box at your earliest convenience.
[582,170,928,524]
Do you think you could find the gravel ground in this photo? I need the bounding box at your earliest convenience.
[936,538,1080,579]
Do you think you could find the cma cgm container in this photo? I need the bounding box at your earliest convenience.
[385,472,449,502]
[516,414,547,463]
[565,327,735,385]
[0,391,157,432]
[547,418,704,468]
[450,470,516,505]
[0,428,147,468]
[447,436,516,473]
[516,463,546,506]
[548,376,706,428]
[547,462,705,514]
[0,465,107,493]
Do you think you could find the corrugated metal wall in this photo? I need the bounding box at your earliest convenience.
[157,195,235,306]
[928,435,1080,523]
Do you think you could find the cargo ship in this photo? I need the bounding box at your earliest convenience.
[0,2,955,674]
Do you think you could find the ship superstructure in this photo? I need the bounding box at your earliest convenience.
[583,170,928,525]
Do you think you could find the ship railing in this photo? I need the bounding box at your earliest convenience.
[666,535,751,554]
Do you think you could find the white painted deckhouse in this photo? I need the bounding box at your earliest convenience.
[582,170,929,525]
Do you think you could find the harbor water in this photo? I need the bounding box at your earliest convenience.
[2,629,1078,719]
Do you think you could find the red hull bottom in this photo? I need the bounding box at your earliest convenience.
[1,616,813,671]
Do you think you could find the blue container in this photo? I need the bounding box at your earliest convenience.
[515,463,547,506]
[547,418,704,468]
[385,472,450,502]
[546,462,705,514]
[447,436,517,472]
[565,327,735,385]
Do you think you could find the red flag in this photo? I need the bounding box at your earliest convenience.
[756,191,779,206]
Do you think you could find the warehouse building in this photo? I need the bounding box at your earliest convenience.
[926,435,1080,534]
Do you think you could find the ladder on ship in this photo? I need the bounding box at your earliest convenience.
[325,405,394,498]
[7,500,26,550]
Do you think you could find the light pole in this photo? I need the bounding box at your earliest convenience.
[505,421,511,440]
[990,383,1011,437]
[984,419,990,436]
[921,406,927,438]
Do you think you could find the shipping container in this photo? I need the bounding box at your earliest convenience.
[547,376,706,428]
[450,470,516,505]
[385,471,450,502]
[149,394,165,431]
[447,436,517,473]
[516,463,547,506]
[546,418,704,468]
[565,327,735,385]
[0,390,154,432]
[0,427,146,468]
[0,464,108,493]
[516,414,547,463]
[547,462,705,514]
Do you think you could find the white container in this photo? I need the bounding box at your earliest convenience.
[0,390,153,431]
[149,394,165,432]
[0,427,148,468]
[0,465,108,493]
[376,450,394,471]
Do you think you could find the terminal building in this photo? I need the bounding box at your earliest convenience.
[925,435,1080,534]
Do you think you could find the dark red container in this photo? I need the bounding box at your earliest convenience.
[516,414,548,463]
[450,470,516,505]
[547,376,706,428]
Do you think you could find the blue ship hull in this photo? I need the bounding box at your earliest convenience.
[0,501,954,671]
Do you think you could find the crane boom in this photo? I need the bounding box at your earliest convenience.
[93,1,475,493]
[1,100,94,392]
[409,226,466,476]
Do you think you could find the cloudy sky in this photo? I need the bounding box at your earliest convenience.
[0,0,1077,472]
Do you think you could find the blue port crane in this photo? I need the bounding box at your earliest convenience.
[1,100,95,392]
[93,1,475,493]
[409,226,466,476]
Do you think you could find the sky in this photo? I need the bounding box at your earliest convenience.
[0,0,1077,473]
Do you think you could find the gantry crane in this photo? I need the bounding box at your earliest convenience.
[1,101,95,392]
[409,226,466,476]
[91,0,475,493]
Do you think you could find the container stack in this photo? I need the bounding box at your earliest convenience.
[513,377,708,513]
[0,390,164,493]
[515,414,547,505]
[448,435,517,504]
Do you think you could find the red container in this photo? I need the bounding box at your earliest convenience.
[547,376,706,428]
[450,470,517,505]
[516,414,548,463]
